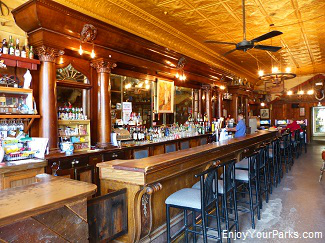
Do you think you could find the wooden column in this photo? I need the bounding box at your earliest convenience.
[231,94,238,120]
[91,58,116,148]
[205,88,212,122]
[36,46,64,151]
[217,90,223,118]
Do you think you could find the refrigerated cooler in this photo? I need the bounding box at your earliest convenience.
[312,106,325,137]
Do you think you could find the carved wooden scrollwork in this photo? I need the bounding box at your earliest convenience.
[80,24,97,43]
[90,58,117,73]
[35,46,64,62]
[137,182,162,241]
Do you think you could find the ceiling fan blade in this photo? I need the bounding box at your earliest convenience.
[254,45,282,52]
[223,49,237,56]
[204,40,236,45]
[251,30,283,43]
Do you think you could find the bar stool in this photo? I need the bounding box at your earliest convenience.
[269,138,281,187]
[280,133,291,173]
[235,152,260,229]
[291,130,301,159]
[165,165,222,243]
[192,159,239,242]
[300,127,307,153]
[256,145,270,208]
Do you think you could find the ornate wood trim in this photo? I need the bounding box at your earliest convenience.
[135,183,162,242]
[91,58,117,73]
[35,45,64,62]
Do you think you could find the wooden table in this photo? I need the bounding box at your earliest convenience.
[0,174,97,242]
[97,130,277,242]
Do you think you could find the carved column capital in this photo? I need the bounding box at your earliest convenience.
[35,46,64,62]
[91,58,117,73]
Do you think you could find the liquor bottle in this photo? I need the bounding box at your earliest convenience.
[15,39,20,57]
[1,39,8,54]
[8,36,14,55]
[133,127,138,141]
[29,46,34,59]
[21,39,27,58]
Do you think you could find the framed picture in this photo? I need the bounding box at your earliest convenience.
[260,108,270,119]
[300,107,305,116]
[157,80,174,113]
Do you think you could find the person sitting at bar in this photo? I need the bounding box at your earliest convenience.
[282,120,303,136]
[226,114,246,138]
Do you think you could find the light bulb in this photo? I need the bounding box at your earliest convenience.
[182,75,186,80]
[138,82,143,88]
[145,80,149,84]
[220,85,226,90]
[272,67,279,73]
[179,75,183,81]
[261,102,265,107]
[78,44,83,55]
[285,67,291,73]
[298,90,304,95]
[145,84,150,90]
[91,48,95,58]
[258,70,264,76]
[175,73,179,78]
[287,90,293,95]
[307,90,314,95]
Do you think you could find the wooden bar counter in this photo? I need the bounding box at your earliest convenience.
[97,130,277,242]
[0,159,47,190]
[0,174,97,242]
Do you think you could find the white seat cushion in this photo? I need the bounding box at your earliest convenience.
[235,169,249,181]
[192,180,224,194]
[235,158,249,169]
[165,188,202,209]
[269,148,274,158]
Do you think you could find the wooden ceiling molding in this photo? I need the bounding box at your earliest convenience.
[45,0,325,80]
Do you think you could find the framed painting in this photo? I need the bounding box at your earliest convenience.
[260,108,270,119]
[300,107,305,116]
[157,80,174,113]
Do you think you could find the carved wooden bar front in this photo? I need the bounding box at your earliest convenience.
[97,130,277,242]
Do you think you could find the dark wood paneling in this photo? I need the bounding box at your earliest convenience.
[87,189,128,242]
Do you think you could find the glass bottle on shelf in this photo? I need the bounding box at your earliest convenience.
[2,39,8,55]
[21,39,27,58]
[29,46,34,59]
[8,36,14,55]
[15,39,20,57]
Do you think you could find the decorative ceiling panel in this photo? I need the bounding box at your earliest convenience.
[47,0,325,83]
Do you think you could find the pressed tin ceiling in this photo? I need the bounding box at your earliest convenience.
[29,0,325,83]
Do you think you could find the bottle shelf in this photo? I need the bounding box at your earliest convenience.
[0,86,33,94]
[0,53,40,70]
[0,114,40,119]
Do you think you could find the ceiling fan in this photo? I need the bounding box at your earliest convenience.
[205,0,283,56]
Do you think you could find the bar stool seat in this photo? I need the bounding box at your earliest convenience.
[235,158,249,169]
[269,148,274,158]
[192,179,224,194]
[165,188,202,209]
[234,170,249,181]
